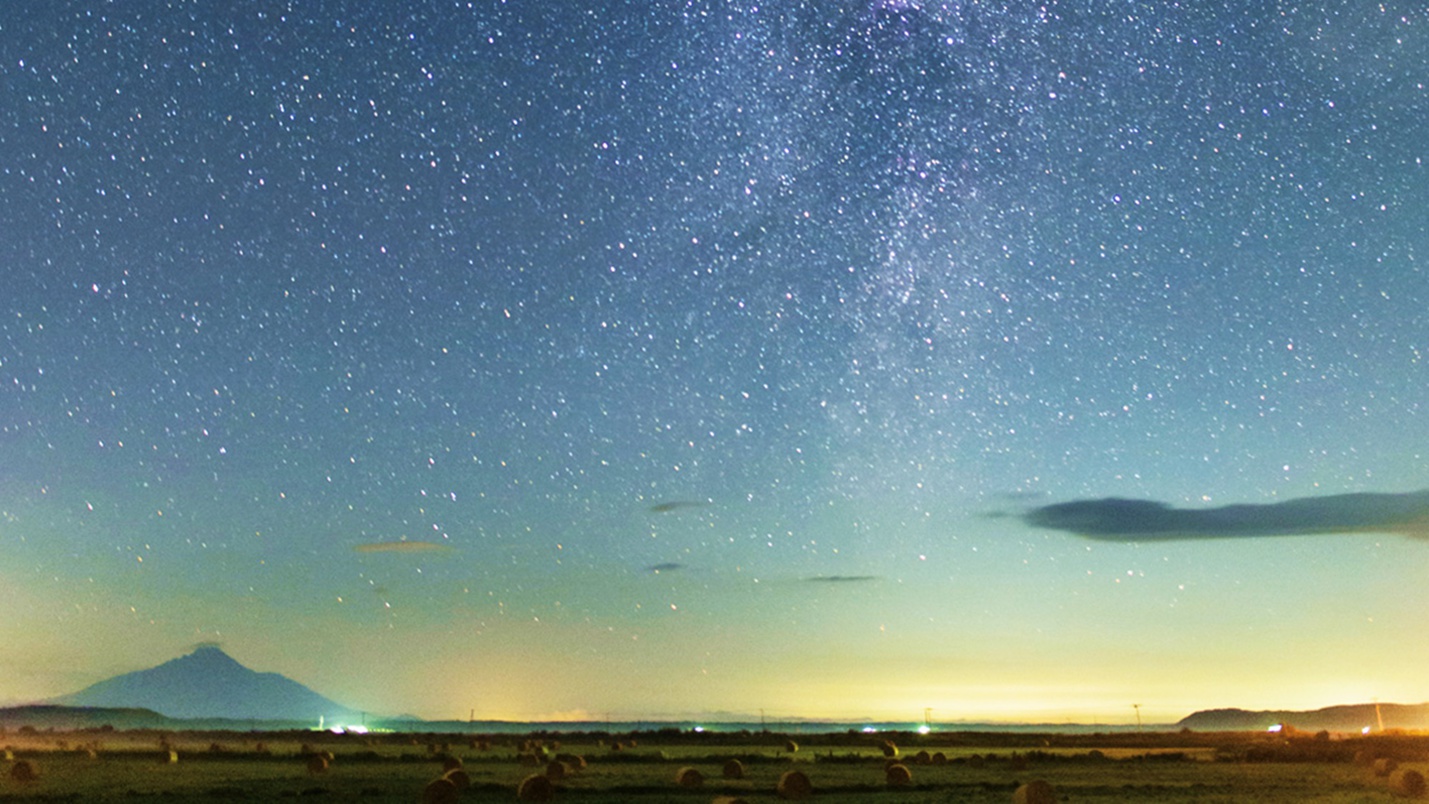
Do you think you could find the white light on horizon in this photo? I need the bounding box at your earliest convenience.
[322,724,369,735]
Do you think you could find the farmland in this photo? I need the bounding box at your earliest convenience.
[3,727,1427,802]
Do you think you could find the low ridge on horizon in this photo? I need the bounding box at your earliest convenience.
[48,645,362,723]
[1176,701,1429,733]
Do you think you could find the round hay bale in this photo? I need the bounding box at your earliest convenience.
[545,760,570,781]
[932,751,948,765]
[886,762,912,786]
[519,752,542,767]
[777,769,813,800]
[162,749,179,764]
[609,741,624,752]
[442,768,472,791]
[555,752,586,770]
[1012,779,1058,804]
[441,754,464,771]
[421,776,459,804]
[722,758,745,779]
[913,749,931,766]
[1377,758,1401,777]
[517,773,556,802]
[675,766,704,787]
[1391,769,1428,799]
[881,740,899,758]
[8,760,38,783]
[306,754,330,774]
[784,739,799,753]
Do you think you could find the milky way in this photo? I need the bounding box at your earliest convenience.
[2,2,1427,724]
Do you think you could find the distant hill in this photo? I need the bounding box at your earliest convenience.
[47,646,362,723]
[1178,702,1429,732]
[0,705,174,731]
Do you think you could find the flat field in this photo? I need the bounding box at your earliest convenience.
[3,728,1427,802]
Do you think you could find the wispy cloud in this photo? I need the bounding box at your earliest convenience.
[353,541,455,553]
[805,575,879,583]
[648,500,710,513]
[1024,490,1429,541]
[644,562,686,573]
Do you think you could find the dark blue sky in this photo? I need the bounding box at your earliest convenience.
[3,1,1427,723]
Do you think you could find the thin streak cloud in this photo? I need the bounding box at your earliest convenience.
[648,500,710,513]
[353,541,456,554]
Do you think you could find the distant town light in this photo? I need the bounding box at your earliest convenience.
[322,724,369,735]
[1267,724,1283,733]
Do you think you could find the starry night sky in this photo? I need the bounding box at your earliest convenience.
[3,2,1428,724]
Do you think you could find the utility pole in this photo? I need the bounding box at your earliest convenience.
[1132,704,1142,732]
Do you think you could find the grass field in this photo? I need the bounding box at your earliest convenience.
[3,728,1427,802]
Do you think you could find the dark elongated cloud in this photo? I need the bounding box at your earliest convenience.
[1024,490,1429,541]
[645,562,685,573]
[649,500,709,513]
[805,575,879,583]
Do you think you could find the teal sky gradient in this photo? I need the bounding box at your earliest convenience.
[2,2,1427,725]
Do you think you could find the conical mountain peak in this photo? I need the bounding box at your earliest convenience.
[49,647,359,722]
[173,645,247,672]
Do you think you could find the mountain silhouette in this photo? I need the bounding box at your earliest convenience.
[1178,702,1429,732]
[50,646,361,722]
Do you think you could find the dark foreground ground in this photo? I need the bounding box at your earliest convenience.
[3,727,1428,802]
